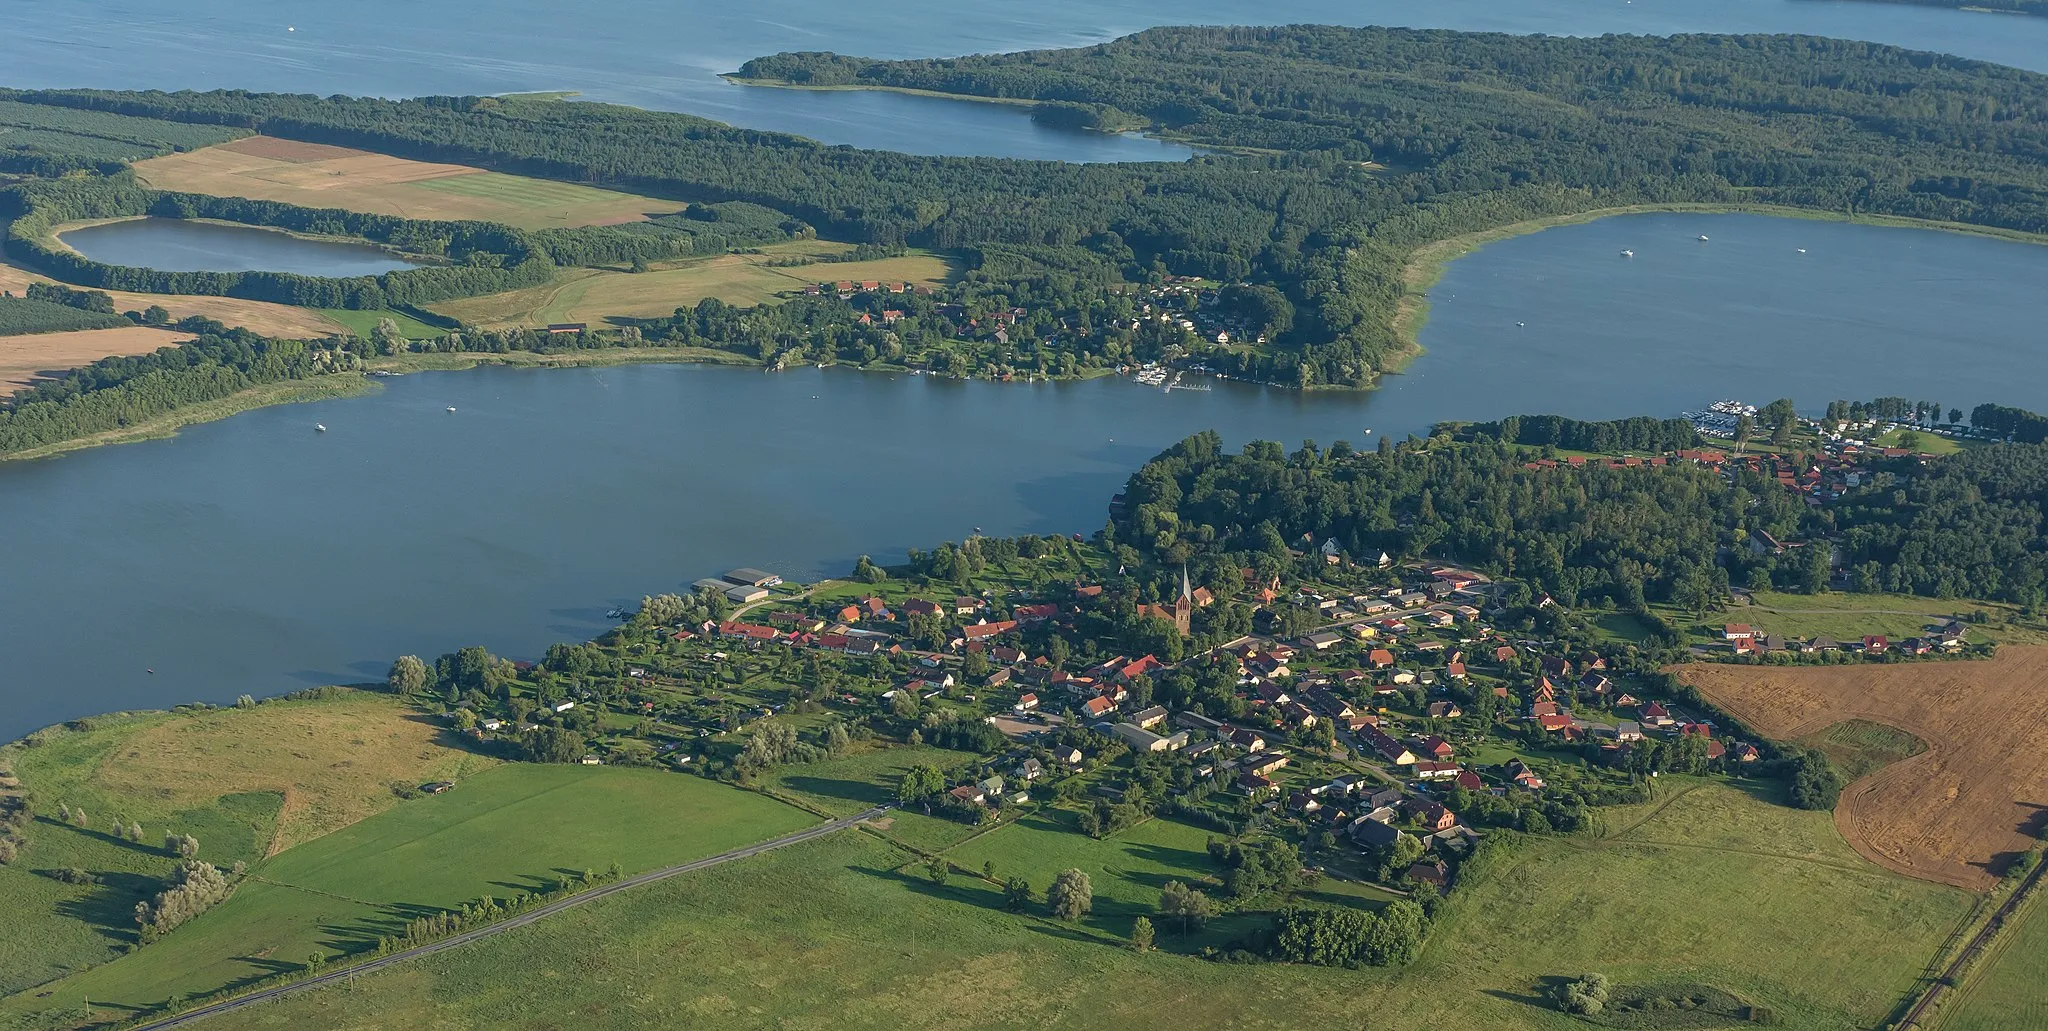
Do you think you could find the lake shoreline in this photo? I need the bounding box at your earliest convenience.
[1390,201,2048,367]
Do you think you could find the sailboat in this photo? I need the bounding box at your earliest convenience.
[1620,249,1634,258]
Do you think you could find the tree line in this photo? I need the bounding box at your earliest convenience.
[15,25,2048,386]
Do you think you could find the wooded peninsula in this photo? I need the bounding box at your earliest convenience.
[4,26,2048,457]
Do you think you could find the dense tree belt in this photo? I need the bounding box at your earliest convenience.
[6,26,2046,386]
[1113,423,2048,610]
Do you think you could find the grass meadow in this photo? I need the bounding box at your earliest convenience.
[1938,886,2048,1031]
[1798,719,1927,783]
[147,778,1969,1031]
[0,763,813,1027]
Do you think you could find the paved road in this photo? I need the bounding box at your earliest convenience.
[130,805,888,1031]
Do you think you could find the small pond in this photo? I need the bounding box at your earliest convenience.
[59,218,425,278]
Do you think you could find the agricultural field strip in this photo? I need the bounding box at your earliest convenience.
[127,804,888,1031]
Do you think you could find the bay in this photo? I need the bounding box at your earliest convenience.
[10,0,2048,161]
[59,218,426,278]
[4,212,2047,739]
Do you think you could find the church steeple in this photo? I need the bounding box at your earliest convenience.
[1173,565,1192,636]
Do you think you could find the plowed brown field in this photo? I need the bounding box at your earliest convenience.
[1684,650,2048,890]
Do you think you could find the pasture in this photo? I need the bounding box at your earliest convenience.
[0,762,813,1026]
[0,692,489,998]
[1714,590,2048,646]
[313,308,448,341]
[165,779,1964,1031]
[0,326,189,391]
[428,243,955,328]
[133,137,680,230]
[1938,887,2048,1031]
[1685,648,2048,889]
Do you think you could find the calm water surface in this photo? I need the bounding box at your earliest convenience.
[4,213,2047,739]
[10,0,2048,160]
[60,219,425,277]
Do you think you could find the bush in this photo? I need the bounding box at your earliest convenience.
[1556,972,1611,1015]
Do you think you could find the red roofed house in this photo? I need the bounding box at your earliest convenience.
[1494,645,1517,662]
[1418,735,1454,760]
[962,620,1019,642]
[903,598,943,618]
[1368,648,1396,668]
[1082,695,1117,719]
[1016,603,1059,622]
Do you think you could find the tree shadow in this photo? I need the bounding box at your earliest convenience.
[1483,976,1569,1013]
[34,815,171,857]
[778,775,888,807]
[53,871,158,944]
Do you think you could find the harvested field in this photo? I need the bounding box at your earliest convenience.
[431,245,955,328]
[135,136,681,230]
[1683,649,2048,890]
[0,258,345,339]
[0,326,189,390]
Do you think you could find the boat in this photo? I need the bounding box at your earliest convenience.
[1516,321,1526,327]
[446,406,457,413]
[1697,235,1710,242]
[1796,248,1807,254]
[1621,249,1634,258]
[315,423,326,432]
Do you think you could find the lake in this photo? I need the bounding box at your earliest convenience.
[59,218,425,278]
[4,211,2047,740]
[11,0,2048,161]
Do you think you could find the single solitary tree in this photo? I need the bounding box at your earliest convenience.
[1129,916,1155,953]
[387,655,430,697]
[1003,876,1034,911]
[1048,868,1093,921]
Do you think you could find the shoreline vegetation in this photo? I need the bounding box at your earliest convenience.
[12,26,2048,456]
[7,409,2048,1028]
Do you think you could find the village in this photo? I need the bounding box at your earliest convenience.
[441,540,1806,900]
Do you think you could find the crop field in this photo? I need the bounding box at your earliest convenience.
[1938,887,2048,1031]
[0,258,347,340]
[175,780,1966,1031]
[428,244,955,328]
[133,137,682,230]
[1684,647,2048,889]
[0,296,133,337]
[0,325,189,391]
[0,762,812,1027]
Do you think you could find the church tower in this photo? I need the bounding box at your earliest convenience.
[1173,565,1193,636]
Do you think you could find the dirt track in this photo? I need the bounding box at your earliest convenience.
[1684,650,2048,891]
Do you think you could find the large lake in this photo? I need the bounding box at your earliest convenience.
[11,0,2048,160]
[60,218,424,278]
[4,212,2047,740]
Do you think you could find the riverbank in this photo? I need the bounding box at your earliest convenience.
[1388,201,2048,368]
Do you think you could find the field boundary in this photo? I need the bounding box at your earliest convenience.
[123,805,886,1030]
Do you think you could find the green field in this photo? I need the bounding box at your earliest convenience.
[769,744,987,852]
[0,764,812,1027]
[1798,719,1927,783]
[151,778,1968,1031]
[1939,887,2048,1031]
[1686,590,2048,646]
[313,308,449,340]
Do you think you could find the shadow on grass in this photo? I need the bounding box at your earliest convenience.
[34,815,172,858]
[1483,977,1570,1014]
[778,775,889,808]
[53,870,157,944]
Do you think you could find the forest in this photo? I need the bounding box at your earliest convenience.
[7,26,2048,385]
[1111,422,2048,612]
